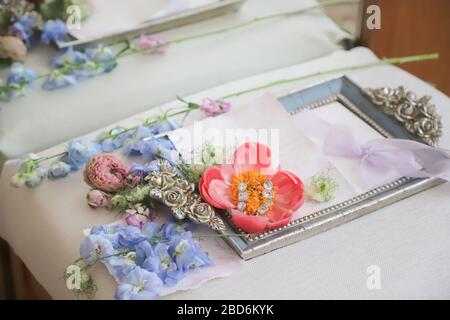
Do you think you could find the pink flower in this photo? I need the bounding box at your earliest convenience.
[199,143,305,234]
[125,212,150,228]
[125,172,143,188]
[200,98,232,117]
[137,34,169,53]
[124,204,153,228]
[87,189,110,208]
[0,36,27,61]
[83,154,130,192]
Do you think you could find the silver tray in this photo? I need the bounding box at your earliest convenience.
[59,0,246,49]
[218,76,444,260]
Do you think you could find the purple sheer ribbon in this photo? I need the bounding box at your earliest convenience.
[296,112,450,184]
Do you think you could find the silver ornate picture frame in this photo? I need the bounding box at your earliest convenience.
[216,76,444,260]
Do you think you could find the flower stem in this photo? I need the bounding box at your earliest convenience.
[220,53,439,99]
[36,151,68,164]
[117,0,359,58]
[194,233,248,238]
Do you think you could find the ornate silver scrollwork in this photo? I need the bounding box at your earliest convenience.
[366,86,442,146]
[145,160,226,232]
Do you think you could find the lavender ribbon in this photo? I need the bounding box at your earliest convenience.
[296,112,450,186]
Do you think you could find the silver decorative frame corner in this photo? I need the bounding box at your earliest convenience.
[217,76,444,260]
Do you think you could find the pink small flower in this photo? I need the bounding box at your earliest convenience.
[200,98,232,117]
[87,189,110,208]
[0,36,27,61]
[125,212,150,228]
[137,34,169,53]
[126,172,143,188]
[124,204,153,228]
[83,154,130,192]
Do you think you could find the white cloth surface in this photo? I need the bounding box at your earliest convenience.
[1,47,450,299]
[0,0,350,165]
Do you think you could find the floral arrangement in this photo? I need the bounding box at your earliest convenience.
[10,95,230,188]
[65,145,230,299]
[64,141,306,299]
[66,221,212,299]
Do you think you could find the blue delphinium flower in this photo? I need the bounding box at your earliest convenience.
[169,232,212,271]
[135,241,154,266]
[47,161,71,180]
[78,221,213,299]
[43,69,77,90]
[115,267,163,300]
[118,225,148,249]
[41,19,69,44]
[90,224,124,248]
[123,126,154,156]
[10,153,47,188]
[105,252,137,280]
[63,138,102,170]
[24,167,47,188]
[49,47,101,82]
[139,137,177,159]
[50,47,88,69]
[80,235,115,265]
[124,132,179,164]
[85,45,118,73]
[11,16,35,46]
[160,222,186,239]
[4,63,37,100]
[142,243,184,286]
[147,159,163,172]
[128,159,172,175]
[141,221,160,239]
[129,163,150,176]
[151,119,181,135]
[100,127,134,152]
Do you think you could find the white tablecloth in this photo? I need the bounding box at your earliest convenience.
[0,0,350,165]
[1,47,449,299]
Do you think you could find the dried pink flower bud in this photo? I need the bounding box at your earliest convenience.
[83,154,130,192]
[200,98,232,117]
[137,34,169,54]
[87,189,110,208]
[0,36,27,61]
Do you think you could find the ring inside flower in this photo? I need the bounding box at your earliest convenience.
[231,170,275,216]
